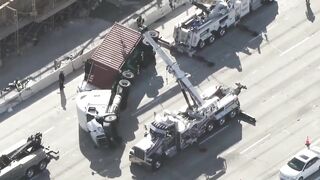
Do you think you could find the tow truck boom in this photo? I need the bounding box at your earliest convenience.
[143,32,205,107]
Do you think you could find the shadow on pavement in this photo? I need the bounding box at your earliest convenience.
[0,68,83,122]
[306,2,315,23]
[117,59,162,143]
[78,125,125,178]
[31,169,51,180]
[60,89,67,110]
[130,120,242,180]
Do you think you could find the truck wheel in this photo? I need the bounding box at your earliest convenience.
[25,167,35,179]
[197,40,206,49]
[218,27,226,37]
[104,114,118,123]
[148,30,160,42]
[122,70,134,80]
[38,159,48,171]
[229,109,239,119]
[217,117,225,126]
[119,79,131,88]
[152,158,162,171]
[206,121,214,133]
[208,34,216,44]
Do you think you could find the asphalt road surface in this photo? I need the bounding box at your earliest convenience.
[1,0,320,179]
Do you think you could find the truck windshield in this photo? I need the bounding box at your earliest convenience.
[150,128,165,140]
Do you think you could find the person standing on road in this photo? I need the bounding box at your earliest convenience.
[136,15,144,29]
[169,0,174,10]
[59,71,65,90]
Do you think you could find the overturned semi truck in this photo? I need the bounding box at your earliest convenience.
[76,23,156,148]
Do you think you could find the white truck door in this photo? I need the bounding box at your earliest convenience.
[87,119,105,146]
[240,0,250,17]
[234,0,242,22]
[250,0,263,11]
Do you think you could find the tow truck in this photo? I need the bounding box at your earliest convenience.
[172,0,274,54]
[0,133,59,180]
[129,30,246,170]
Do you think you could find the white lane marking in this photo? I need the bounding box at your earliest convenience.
[268,42,283,54]
[131,98,161,116]
[248,34,262,43]
[282,129,290,135]
[240,133,271,154]
[60,149,73,157]
[280,36,310,56]
[200,125,230,145]
[266,22,277,31]
[43,126,55,135]
[312,138,320,146]
[221,146,238,156]
[131,83,177,117]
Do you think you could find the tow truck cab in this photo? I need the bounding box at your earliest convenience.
[129,120,180,170]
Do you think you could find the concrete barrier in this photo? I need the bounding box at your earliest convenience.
[0,0,190,115]
[72,49,95,70]
[124,0,189,29]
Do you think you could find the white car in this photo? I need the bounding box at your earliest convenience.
[280,147,320,180]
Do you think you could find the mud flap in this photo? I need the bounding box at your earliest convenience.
[238,111,256,126]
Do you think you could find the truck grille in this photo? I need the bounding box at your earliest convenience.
[134,147,145,160]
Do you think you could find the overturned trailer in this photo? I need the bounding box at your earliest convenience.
[76,23,156,147]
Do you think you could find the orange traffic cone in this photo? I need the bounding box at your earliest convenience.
[305,136,311,149]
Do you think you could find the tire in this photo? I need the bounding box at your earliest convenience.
[104,114,118,123]
[208,34,216,44]
[298,177,303,180]
[38,159,48,171]
[152,158,162,171]
[217,117,225,126]
[229,109,239,119]
[122,70,134,80]
[197,40,206,49]
[206,121,214,133]
[119,79,131,88]
[148,30,160,42]
[218,27,226,37]
[25,167,35,179]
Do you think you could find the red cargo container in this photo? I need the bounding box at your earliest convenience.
[88,23,142,89]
